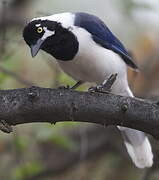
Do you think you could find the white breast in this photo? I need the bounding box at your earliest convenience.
[58,27,130,95]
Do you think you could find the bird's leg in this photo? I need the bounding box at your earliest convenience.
[89,73,117,93]
[58,81,84,90]
[70,80,84,90]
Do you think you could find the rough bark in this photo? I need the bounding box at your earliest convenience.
[0,86,159,138]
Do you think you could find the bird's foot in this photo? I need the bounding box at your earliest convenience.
[88,85,108,93]
[88,73,117,93]
[58,85,70,90]
[58,81,84,90]
[0,120,13,134]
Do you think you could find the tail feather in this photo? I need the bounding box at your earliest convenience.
[116,86,153,168]
[111,75,153,168]
[119,127,153,168]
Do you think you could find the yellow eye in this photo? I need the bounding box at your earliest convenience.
[37,27,43,33]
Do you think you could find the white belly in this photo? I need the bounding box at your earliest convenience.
[58,27,130,95]
[58,47,125,83]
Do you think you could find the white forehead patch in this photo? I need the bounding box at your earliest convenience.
[41,27,55,40]
[32,12,75,29]
[35,24,41,27]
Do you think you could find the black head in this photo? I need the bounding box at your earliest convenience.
[23,19,79,60]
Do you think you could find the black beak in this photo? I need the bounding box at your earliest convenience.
[31,39,44,57]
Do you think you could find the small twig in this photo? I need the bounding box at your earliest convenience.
[0,120,12,133]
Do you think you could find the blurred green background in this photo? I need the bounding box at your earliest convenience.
[0,0,159,179]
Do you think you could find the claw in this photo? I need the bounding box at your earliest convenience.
[88,73,117,93]
[58,81,83,90]
[58,85,70,90]
[88,85,110,93]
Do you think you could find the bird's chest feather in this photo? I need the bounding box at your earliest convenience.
[58,27,127,84]
[58,52,102,82]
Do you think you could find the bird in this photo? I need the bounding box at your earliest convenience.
[23,12,153,168]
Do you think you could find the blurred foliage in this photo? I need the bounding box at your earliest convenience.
[13,135,29,153]
[120,0,151,15]
[50,135,77,151]
[0,0,159,180]
[35,124,78,151]
[13,161,44,180]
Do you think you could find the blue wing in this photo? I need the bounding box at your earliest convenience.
[74,12,138,69]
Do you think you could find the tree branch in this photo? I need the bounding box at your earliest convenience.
[0,86,159,138]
